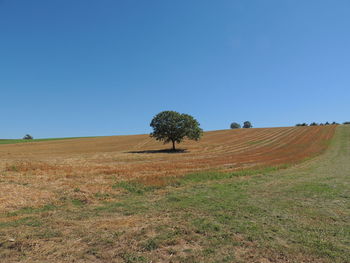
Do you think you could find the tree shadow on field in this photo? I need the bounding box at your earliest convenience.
[126,148,188,154]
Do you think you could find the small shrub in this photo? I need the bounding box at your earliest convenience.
[143,239,159,251]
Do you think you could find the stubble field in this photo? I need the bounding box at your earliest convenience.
[0,126,335,210]
[0,126,335,211]
[1,125,348,263]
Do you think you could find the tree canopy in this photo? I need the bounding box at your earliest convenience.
[243,121,253,128]
[23,134,33,140]
[150,111,203,151]
[230,122,241,129]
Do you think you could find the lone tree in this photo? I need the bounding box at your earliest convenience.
[23,134,33,140]
[243,121,252,128]
[150,111,203,151]
[230,122,241,129]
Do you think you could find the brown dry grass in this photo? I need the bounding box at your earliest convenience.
[0,125,347,263]
[0,126,335,211]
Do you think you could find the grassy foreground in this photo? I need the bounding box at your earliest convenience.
[0,127,349,262]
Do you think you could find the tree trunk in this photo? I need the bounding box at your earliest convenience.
[172,140,176,151]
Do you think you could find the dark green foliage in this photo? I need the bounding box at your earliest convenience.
[150,111,203,150]
[296,122,339,127]
[343,121,350,125]
[243,121,252,128]
[230,122,241,129]
[23,134,33,140]
[296,123,308,126]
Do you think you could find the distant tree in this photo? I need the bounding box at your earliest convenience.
[332,122,339,125]
[296,123,308,127]
[310,122,318,126]
[230,122,241,129]
[150,111,203,151]
[243,121,252,128]
[325,122,330,125]
[23,134,33,140]
[344,121,350,125]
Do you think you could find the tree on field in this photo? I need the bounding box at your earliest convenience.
[150,111,203,151]
[332,122,339,125]
[325,122,330,125]
[23,134,33,140]
[230,122,241,129]
[243,121,252,128]
[310,122,318,126]
[344,121,350,125]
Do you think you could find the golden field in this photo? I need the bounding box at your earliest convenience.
[0,125,335,212]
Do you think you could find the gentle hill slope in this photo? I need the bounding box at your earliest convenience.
[0,125,335,163]
[0,125,336,211]
[0,125,348,262]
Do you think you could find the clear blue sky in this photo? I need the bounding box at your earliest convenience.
[1,0,349,138]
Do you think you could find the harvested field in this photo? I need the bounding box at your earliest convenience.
[0,126,335,211]
[0,125,348,263]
